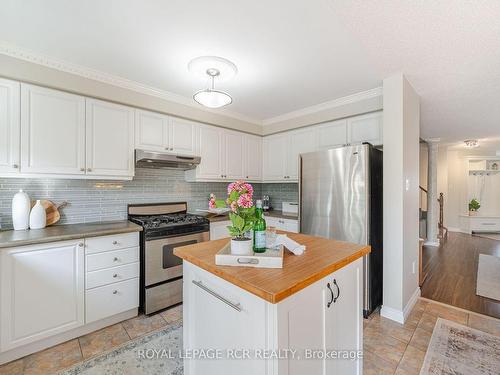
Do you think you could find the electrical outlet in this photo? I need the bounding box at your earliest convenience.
[412,261,416,274]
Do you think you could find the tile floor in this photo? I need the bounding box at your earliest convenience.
[1,299,499,375]
[0,304,183,375]
[363,297,500,375]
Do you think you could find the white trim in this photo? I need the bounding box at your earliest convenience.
[0,41,260,125]
[447,226,470,234]
[403,287,421,321]
[0,41,383,127]
[380,305,405,324]
[381,287,421,324]
[262,87,383,126]
[423,240,440,247]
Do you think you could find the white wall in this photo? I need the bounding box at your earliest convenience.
[382,73,420,323]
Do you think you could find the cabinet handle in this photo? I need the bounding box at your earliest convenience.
[87,168,92,172]
[80,168,85,172]
[112,240,118,245]
[170,148,174,151]
[78,243,84,247]
[481,223,496,226]
[246,176,249,179]
[333,279,340,303]
[113,274,118,278]
[12,164,18,169]
[113,257,119,262]
[192,280,242,312]
[113,290,118,294]
[327,282,334,308]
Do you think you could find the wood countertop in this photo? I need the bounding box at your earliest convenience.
[0,220,142,249]
[174,232,370,304]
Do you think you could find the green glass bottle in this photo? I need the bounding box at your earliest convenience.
[253,199,267,253]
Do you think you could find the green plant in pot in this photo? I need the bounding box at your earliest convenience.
[469,198,480,216]
[226,180,256,255]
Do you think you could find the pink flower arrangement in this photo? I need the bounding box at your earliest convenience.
[226,180,256,239]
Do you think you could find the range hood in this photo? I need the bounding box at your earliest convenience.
[135,150,201,170]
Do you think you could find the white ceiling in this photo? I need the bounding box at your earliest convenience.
[0,0,499,142]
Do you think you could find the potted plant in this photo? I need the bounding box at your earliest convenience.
[226,180,256,255]
[469,198,481,216]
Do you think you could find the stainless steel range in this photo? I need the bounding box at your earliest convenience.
[128,202,209,314]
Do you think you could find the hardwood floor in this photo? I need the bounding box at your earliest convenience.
[421,231,500,319]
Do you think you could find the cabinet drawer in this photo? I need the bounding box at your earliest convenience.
[86,262,139,289]
[86,278,139,323]
[86,247,139,272]
[470,218,500,231]
[85,232,139,254]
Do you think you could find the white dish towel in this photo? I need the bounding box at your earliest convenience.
[272,234,306,255]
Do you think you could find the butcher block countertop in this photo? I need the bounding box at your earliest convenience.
[0,220,142,249]
[174,232,370,304]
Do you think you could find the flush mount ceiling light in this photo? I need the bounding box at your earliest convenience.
[464,139,479,148]
[188,56,237,108]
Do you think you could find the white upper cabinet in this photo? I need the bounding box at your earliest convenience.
[20,84,86,175]
[315,119,347,150]
[0,79,20,174]
[224,130,245,180]
[85,99,135,178]
[244,135,262,181]
[170,117,196,156]
[0,240,85,351]
[286,128,316,180]
[347,112,383,146]
[135,109,169,152]
[262,134,287,181]
[191,124,224,180]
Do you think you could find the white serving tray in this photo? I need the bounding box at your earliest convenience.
[215,242,284,269]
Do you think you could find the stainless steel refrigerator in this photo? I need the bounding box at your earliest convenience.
[299,143,383,318]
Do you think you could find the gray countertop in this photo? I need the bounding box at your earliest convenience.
[197,210,298,223]
[0,220,142,249]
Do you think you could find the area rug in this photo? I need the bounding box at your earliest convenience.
[419,318,500,375]
[473,233,500,241]
[60,322,183,375]
[476,254,500,301]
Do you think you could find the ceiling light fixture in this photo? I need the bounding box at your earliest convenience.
[188,56,237,109]
[464,139,479,148]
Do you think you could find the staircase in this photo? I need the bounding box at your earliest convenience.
[419,185,448,241]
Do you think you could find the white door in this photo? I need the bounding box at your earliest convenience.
[315,119,347,150]
[325,258,363,375]
[262,134,287,181]
[135,110,169,152]
[0,240,85,351]
[244,135,262,181]
[184,264,267,375]
[20,84,86,175]
[86,99,135,178]
[286,128,316,180]
[348,112,383,146]
[0,78,20,174]
[196,125,224,179]
[170,117,196,156]
[224,130,244,180]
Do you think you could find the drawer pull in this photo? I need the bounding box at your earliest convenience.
[112,290,118,294]
[113,273,118,278]
[192,280,242,312]
[481,223,496,226]
[78,243,84,247]
[113,257,119,262]
[113,240,119,245]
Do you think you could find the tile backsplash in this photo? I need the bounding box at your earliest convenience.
[0,169,298,229]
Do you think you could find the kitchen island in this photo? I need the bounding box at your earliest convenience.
[174,232,370,375]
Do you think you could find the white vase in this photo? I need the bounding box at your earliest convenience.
[12,189,31,230]
[231,238,253,255]
[29,200,46,229]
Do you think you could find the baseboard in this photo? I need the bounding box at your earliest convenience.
[447,227,470,234]
[381,287,421,324]
[423,240,440,247]
[0,308,138,365]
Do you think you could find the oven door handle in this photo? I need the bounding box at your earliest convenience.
[192,280,242,312]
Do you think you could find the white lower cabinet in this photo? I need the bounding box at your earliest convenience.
[0,232,140,361]
[183,258,363,375]
[0,240,85,351]
[210,220,231,240]
[264,216,299,233]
